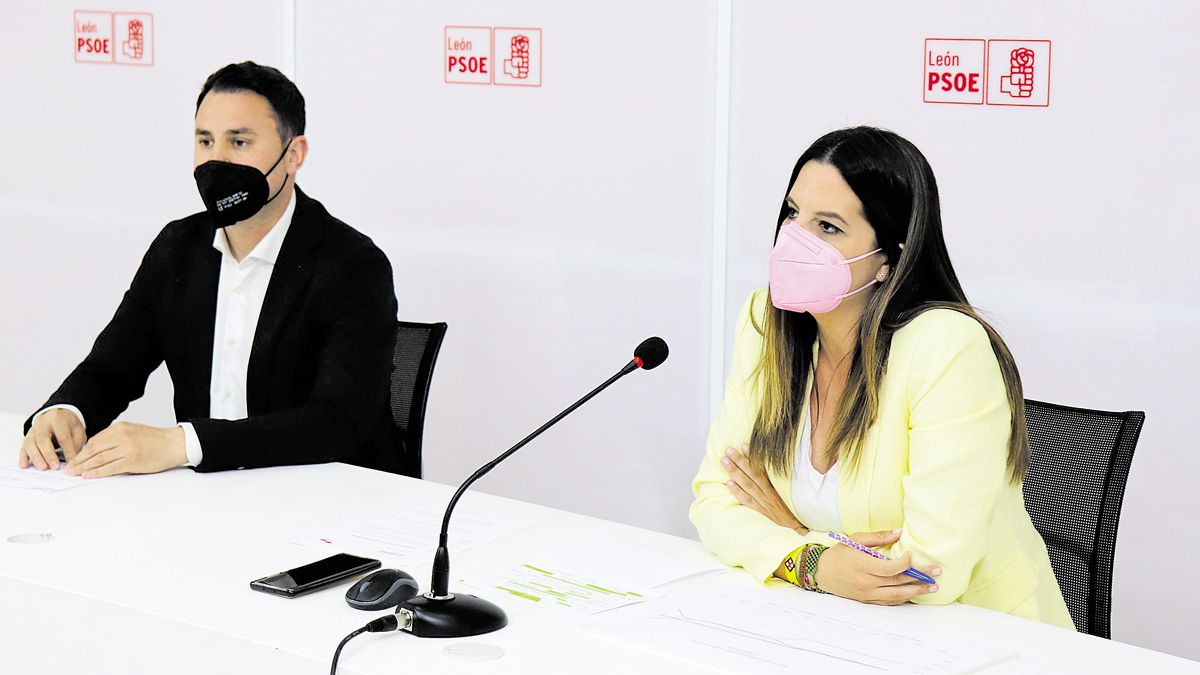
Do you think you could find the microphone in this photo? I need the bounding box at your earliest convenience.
[393,337,669,638]
[632,336,668,370]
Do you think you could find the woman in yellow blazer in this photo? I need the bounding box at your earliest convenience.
[690,126,1072,628]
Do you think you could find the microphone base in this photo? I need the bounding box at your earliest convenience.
[397,592,508,638]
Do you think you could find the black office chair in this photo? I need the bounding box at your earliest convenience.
[1021,398,1145,638]
[388,321,448,479]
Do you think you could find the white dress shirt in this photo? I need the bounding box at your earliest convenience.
[36,192,296,469]
[789,408,844,533]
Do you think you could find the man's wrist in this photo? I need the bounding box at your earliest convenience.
[33,405,88,432]
[170,427,187,466]
[177,423,203,467]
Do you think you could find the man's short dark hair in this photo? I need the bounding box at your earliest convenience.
[196,61,305,141]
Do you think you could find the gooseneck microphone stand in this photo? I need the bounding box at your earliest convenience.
[394,337,668,638]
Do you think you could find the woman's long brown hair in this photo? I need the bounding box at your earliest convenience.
[749,127,1029,483]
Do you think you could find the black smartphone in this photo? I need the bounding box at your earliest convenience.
[249,553,381,598]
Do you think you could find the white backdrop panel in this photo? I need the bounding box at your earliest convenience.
[725,0,1200,659]
[294,0,717,535]
[0,1,289,427]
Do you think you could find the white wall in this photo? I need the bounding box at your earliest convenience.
[293,0,717,535]
[0,1,289,430]
[1,0,1196,661]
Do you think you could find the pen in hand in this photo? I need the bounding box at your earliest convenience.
[827,531,938,585]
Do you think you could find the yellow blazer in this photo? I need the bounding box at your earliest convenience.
[690,289,1073,628]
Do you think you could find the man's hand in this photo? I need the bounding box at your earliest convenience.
[19,409,86,470]
[65,422,186,479]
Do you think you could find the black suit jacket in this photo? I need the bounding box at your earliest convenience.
[26,187,403,473]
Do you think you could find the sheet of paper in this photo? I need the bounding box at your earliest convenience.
[500,533,726,590]
[0,463,91,493]
[291,504,538,568]
[586,575,1012,674]
[462,562,653,618]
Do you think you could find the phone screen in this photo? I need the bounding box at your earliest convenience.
[251,553,381,596]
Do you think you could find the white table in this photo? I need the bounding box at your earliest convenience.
[1,412,1196,674]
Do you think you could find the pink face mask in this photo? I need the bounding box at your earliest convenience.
[768,222,882,314]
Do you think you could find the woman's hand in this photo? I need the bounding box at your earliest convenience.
[722,444,808,534]
[815,530,942,605]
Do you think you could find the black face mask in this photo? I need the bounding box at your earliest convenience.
[193,141,291,227]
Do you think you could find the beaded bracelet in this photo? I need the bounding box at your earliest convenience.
[780,545,805,586]
[780,543,828,592]
[800,543,828,593]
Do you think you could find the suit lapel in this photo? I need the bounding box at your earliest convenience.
[773,338,879,534]
[245,187,321,413]
[183,225,221,417]
[839,438,877,533]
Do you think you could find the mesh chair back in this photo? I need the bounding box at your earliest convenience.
[1022,398,1144,638]
[389,321,447,478]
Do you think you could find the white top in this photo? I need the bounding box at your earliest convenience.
[36,193,296,469]
[181,191,296,466]
[789,407,843,532]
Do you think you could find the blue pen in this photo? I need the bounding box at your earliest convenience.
[827,531,938,585]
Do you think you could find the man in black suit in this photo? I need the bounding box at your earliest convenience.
[18,62,402,477]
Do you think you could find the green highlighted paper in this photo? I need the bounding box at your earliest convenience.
[463,562,654,618]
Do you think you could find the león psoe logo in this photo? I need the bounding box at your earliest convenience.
[999,48,1035,98]
[504,35,531,79]
[122,19,144,60]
